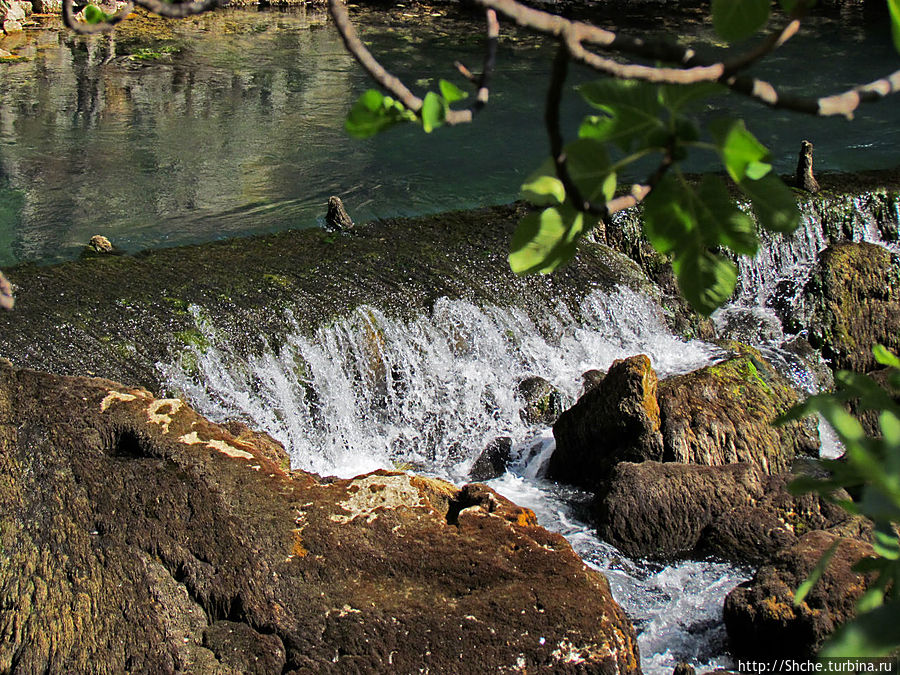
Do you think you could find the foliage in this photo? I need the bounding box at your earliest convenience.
[780,345,900,657]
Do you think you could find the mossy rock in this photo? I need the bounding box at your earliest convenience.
[658,342,819,475]
[804,242,900,373]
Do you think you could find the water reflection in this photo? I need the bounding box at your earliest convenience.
[0,5,898,265]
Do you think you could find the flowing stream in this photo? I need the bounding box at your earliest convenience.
[4,3,900,672]
[155,198,899,672]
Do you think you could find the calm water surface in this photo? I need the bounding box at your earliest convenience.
[0,4,898,265]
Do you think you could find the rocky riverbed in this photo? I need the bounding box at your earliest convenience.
[0,168,898,670]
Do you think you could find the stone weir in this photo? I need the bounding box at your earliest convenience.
[0,202,661,393]
[0,359,640,673]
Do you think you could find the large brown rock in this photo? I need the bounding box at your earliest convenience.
[805,242,900,373]
[724,530,876,660]
[595,462,862,562]
[549,354,662,489]
[0,362,640,674]
[658,343,819,475]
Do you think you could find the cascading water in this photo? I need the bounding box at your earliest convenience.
[159,285,742,674]
[154,191,899,675]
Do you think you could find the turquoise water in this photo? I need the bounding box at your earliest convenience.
[0,4,898,265]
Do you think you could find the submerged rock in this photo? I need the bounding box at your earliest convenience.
[724,530,876,660]
[804,242,900,373]
[658,342,819,475]
[0,361,640,674]
[549,354,663,490]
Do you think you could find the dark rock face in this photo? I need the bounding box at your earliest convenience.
[549,354,663,490]
[724,530,876,660]
[595,461,767,560]
[517,376,565,426]
[658,343,819,475]
[805,242,900,373]
[0,362,641,674]
[597,461,862,563]
[469,436,512,482]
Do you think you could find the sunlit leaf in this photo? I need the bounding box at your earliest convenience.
[421,91,445,133]
[521,173,566,206]
[345,89,412,138]
[83,4,108,24]
[794,539,839,607]
[874,344,900,369]
[709,117,772,183]
[888,0,900,54]
[711,0,771,42]
[509,205,584,275]
[439,79,468,104]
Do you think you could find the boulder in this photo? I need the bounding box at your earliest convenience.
[517,375,564,426]
[595,461,766,559]
[658,343,819,475]
[595,462,862,562]
[468,436,512,482]
[32,0,62,12]
[549,354,662,490]
[0,361,640,674]
[804,242,900,373]
[724,530,876,660]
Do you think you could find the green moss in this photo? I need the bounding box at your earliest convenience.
[262,273,292,288]
[174,329,209,351]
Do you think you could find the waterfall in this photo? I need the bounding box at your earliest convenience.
[158,286,719,479]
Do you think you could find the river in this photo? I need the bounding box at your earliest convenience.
[2,3,899,672]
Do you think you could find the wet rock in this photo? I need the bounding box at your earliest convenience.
[517,375,564,426]
[469,436,512,482]
[2,18,21,32]
[595,462,860,562]
[325,195,353,232]
[804,242,900,373]
[795,140,820,194]
[549,354,663,490]
[222,419,291,471]
[580,368,605,396]
[658,343,819,475]
[595,461,767,559]
[0,361,640,674]
[724,530,876,660]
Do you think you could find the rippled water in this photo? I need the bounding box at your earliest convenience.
[1,4,899,264]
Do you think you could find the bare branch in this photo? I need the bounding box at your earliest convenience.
[327,0,423,113]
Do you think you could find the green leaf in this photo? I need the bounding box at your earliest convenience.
[643,173,757,258]
[577,79,666,152]
[695,175,759,256]
[874,344,900,369]
[438,79,468,104]
[672,248,737,317]
[565,139,617,204]
[508,205,584,275]
[739,173,800,234]
[794,539,840,607]
[421,92,445,133]
[821,602,900,657]
[888,0,900,54]
[83,4,108,23]
[709,117,772,183]
[521,173,566,206]
[711,0,771,42]
[659,82,726,113]
[345,89,412,139]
